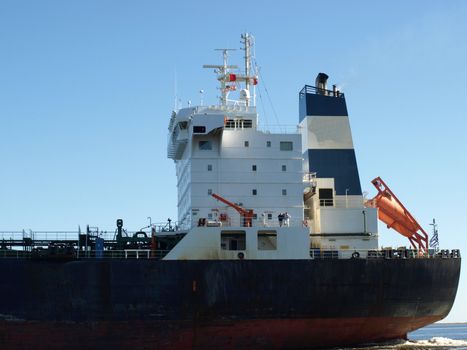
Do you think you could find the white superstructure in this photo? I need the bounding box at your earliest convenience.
[168,104,303,230]
[166,34,379,260]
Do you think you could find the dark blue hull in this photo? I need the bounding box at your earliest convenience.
[0,257,461,349]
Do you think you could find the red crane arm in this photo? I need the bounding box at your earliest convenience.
[211,193,254,227]
[211,193,249,216]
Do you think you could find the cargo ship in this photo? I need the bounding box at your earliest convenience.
[0,34,461,350]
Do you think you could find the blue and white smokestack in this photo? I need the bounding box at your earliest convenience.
[299,73,362,195]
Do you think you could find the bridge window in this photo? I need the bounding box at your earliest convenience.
[199,141,212,150]
[258,230,277,250]
[280,141,293,151]
[224,119,253,129]
[221,231,246,250]
[319,188,334,206]
[225,119,235,128]
[242,119,252,128]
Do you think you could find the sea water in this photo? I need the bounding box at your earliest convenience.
[340,323,467,350]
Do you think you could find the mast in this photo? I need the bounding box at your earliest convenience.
[242,33,251,105]
[202,34,258,107]
[429,218,439,251]
[203,49,237,106]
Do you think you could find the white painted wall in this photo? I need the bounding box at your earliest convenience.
[316,207,378,234]
[164,226,310,260]
[311,235,379,257]
[191,113,226,135]
[184,113,305,229]
[300,115,354,150]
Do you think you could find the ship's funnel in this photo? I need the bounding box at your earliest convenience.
[299,75,361,196]
[315,73,329,93]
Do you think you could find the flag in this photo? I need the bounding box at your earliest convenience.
[429,231,439,249]
[429,219,439,250]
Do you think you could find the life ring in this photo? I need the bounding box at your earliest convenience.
[237,252,245,260]
[351,251,360,259]
[133,231,148,238]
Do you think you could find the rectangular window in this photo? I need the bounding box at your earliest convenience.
[253,213,258,220]
[208,189,212,195]
[224,119,235,128]
[266,141,271,147]
[243,119,253,128]
[199,141,212,150]
[319,188,334,207]
[193,126,206,133]
[282,165,286,171]
[267,213,272,220]
[280,141,293,151]
[224,119,253,129]
[207,164,213,171]
[252,165,257,171]
[258,230,277,250]
[221,231,246,251]
[282,189,287,196]
[208,213,213,219]
[252,189,257,196]
[244,141,249,147]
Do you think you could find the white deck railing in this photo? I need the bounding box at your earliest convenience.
[194,217,308,229]
[309,248,460,260]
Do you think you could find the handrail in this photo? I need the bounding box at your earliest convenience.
[193,216,309,229]
[317,197,365,208]
[299,84,345,98]
[0,222,185,242]
[257,124,301,134]
[309,248,460,260]
[0,249,171,260]
[0,247,459,260]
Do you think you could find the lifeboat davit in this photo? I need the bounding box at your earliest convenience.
[365,177,429,253]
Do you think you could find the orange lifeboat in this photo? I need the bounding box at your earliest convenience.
[365,177,429,253]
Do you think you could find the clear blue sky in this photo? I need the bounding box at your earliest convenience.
[1,0,466,322]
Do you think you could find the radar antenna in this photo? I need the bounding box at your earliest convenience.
[202,34,259,107]
[203,49,237,106]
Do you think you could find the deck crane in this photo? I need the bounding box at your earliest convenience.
[211,193,254,227]
[365,177,429,253]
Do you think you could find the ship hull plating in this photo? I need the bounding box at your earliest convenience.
[0,258,461,349]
